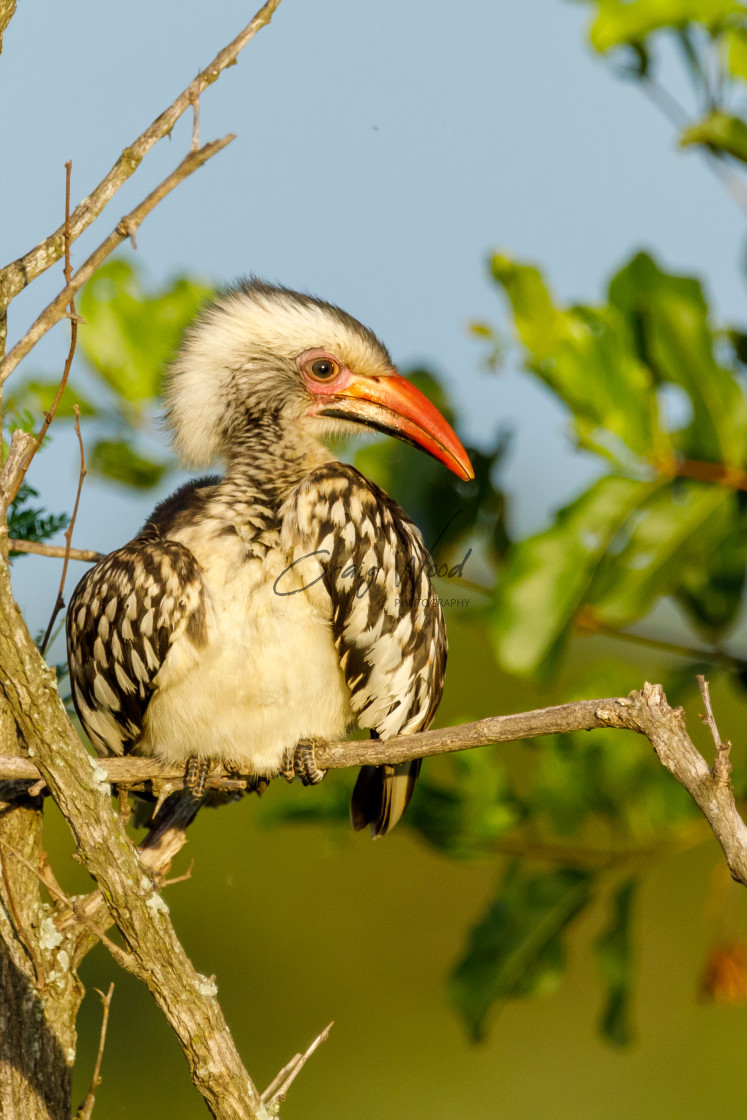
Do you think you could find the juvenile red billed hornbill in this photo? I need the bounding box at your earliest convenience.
[66,281,474,835]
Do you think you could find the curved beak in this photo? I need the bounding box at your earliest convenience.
[313,372,474,481]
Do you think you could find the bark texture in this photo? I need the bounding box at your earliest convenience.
[0,556,269,1119]
[0,703,84,1120]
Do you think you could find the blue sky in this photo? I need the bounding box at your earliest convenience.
[1,0,745,634]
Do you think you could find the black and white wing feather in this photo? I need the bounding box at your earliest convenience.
[282,462,447,834]
[66,530,207,756]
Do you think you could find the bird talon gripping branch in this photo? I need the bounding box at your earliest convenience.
[184,757,211,799]
[66,282,473,836]
[292,740,327,786]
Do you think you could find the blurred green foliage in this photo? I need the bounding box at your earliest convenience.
[5,259,211,490]
[7,0,747,1062]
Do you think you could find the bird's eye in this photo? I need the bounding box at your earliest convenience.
[310,358,338,381]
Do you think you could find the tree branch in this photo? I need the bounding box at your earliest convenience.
[0,0,283,338]
[5,538,105,562]
[75,982,114,1120]
[40,406,87,655]
[0,554,270,1120]
[1,683,746,894]
[0,135,234,387]
[0,699,623,789]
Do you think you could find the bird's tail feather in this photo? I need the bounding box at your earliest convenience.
[350,758,421,837]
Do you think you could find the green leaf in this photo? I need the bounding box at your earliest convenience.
[595,877,638,1047]
[8,484,69,547]
[491,253,561,359]
[589,483,734,628]
[491,475,657,677]
[89,439,169,489]
[449,863,595,1041]
[586,0,746,53]
[6,378,98,419]
[725,26,747,79]
[408,750,521,858]
[675,516,747,635]
[78,259,213,408]
[609,252,747,464]
[681,111,747,164]
[491,254,663,462]
[728,328,747,366]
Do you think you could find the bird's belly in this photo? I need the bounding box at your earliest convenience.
[139,554,353,773]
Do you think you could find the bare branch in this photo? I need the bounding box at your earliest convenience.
[0,699,621,790]
[0,837,133,969]
[6,538,104,562]
[3,683,747,897]
[40,406,87,654]
[0,429,35,517]
[75,982,114,1120]
[0,0,283,330]
[698,674,733,785]
[0,135,234,386]
[262,1021,334,1108]
[0,845,48,991]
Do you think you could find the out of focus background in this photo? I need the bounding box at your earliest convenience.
[4,0,747,1116]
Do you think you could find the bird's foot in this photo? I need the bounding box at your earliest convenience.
[282,739,327,786]
[184,757,211,799]
[243,774,269,796]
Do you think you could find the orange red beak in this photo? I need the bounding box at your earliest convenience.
[313,371,474,481]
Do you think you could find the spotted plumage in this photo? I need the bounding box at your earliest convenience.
[67,280,472,835]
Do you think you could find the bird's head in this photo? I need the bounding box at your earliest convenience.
[165,279,474,481]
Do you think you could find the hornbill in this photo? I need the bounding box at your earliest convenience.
[66,281,473,836]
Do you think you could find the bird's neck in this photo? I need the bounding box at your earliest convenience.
[220,415,335,509]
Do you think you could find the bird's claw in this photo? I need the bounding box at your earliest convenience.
[282,739,327,786]
[184,757,211,799]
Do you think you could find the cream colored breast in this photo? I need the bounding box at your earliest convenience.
[138,528,354,773]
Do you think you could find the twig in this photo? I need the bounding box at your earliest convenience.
[698,674,733,785]
[6,162,79,505]
[191,88,201,152]
[158,859,194,890]
[0,837,133,969]
[636,73,747,218]
[75,982,114,1120]
[665,457,747,492]
[0,701,638,790]
[575,608,747,673]
[0,845,47,991]
[262,1022,334,1107]
[58,792,203,949]
[0,429,35,516]
[0,135,234,387]
[0,0,284,347]
[40,406,87,655]
[6,538,104,562]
